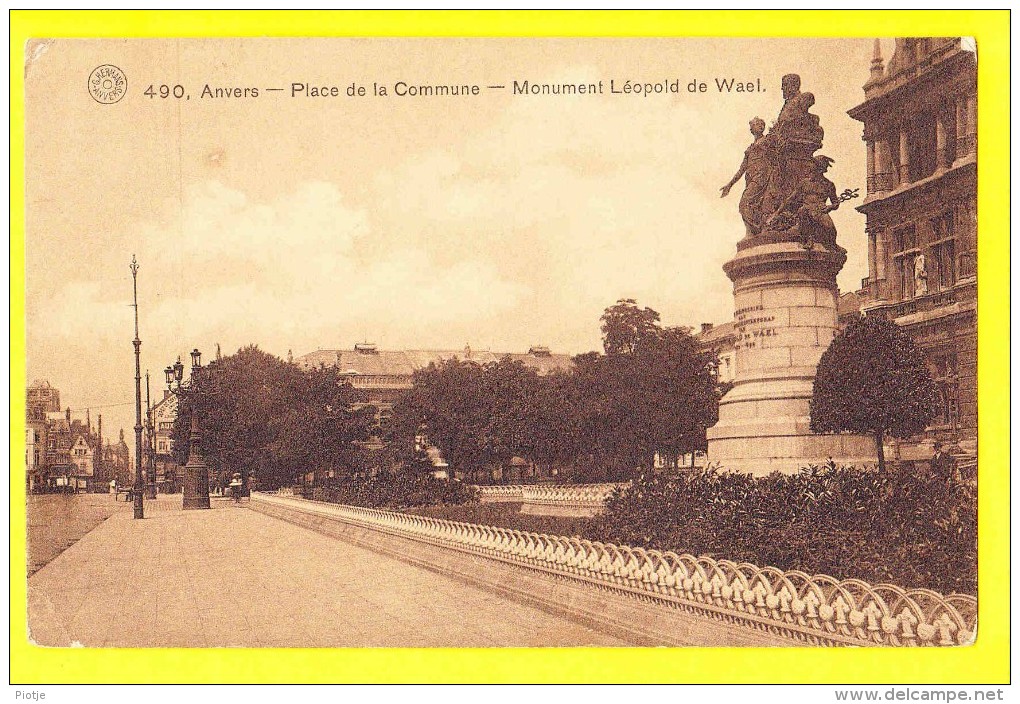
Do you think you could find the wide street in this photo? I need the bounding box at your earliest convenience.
[27,493,122,576]
[26,495,626,648]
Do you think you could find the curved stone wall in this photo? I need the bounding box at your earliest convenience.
[252,492,975,647]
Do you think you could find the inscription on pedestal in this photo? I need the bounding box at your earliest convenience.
[733,304,777,351]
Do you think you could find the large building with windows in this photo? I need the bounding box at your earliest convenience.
[848,38,977,459]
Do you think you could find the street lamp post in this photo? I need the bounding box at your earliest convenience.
[144,371,158,499]
[167,349,211,510]
[130,255,144,520]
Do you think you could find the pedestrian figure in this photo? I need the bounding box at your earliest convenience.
[931,441,959,487]
[229,472,243,504]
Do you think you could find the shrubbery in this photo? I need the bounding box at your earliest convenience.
[307,473,477,510]
[586,463,976,594]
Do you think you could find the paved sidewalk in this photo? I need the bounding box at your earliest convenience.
[26,501,627,647]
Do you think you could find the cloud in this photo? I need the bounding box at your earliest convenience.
[34,179,530,352]
[374,71,740,340]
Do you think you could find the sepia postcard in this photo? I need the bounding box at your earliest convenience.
[13,15,1009,687]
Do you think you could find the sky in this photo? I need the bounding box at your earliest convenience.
[25,37,888,451]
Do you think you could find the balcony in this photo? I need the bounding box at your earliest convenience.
[876,283,974,322]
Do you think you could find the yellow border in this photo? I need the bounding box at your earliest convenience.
[10,10,1009,684]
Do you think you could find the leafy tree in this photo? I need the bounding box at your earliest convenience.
[810,314,939,471]
[600,298,661,355]
[575,305,720,480]
[481,358,542,480]
[528,369,582,475]
[172,345,374,489]
[385,358,491,482]
[387,301,720,483]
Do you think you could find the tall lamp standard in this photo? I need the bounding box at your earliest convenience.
[166,349,211,510]
[144,371,158,499]
[130,255,144,520]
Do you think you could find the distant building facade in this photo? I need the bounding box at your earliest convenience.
[25,380,127,492]
[151,392,182,492]
[848,38,977,458]
[26,418,47,492]
[104,430,132,488]
[40,407,102,491]
[27,379,60,419]
[696,322,737,385]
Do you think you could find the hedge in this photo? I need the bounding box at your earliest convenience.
[306,473,477,510]
[586,463,977,595]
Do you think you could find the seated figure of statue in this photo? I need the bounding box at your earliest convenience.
[764,155,840,249]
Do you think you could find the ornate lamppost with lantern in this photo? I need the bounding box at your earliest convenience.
[144,370,158,500]
[129,255,145,520]
[165,349,211,510]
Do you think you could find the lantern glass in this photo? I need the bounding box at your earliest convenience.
[173,359,184,382]
[164,365,175,386]
[191,348,202,368]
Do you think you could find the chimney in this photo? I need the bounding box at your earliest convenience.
[701,323,714,335]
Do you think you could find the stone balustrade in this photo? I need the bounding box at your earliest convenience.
[252,492,976,647]
[475,482,628,516]
[473,484,530,502]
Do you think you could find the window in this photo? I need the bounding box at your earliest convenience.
[929,353,959,428]
[928,211,956,292]
[894,224,917,252]
[930,239,956,292]
[897,253,916,300]
[892,224,918,300]
[909,114,938,182]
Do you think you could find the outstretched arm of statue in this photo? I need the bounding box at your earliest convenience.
[823,181,840,213]
[720,155,748,198]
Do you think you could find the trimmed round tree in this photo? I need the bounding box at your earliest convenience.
[810,314,939,471]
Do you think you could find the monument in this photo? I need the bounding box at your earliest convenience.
[709,74,875,475]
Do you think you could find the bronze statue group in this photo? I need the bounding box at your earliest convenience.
[721,73,859,250]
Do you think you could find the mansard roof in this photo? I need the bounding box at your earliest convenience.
[294,347,574,377]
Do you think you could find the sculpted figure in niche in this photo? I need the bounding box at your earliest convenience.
[720,117,772,236]
[914,253,928,296]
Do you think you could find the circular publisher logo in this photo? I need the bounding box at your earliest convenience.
[88,65,127,104]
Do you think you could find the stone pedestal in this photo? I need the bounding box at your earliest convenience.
[182,461,211,510]
[706,238,875,475]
